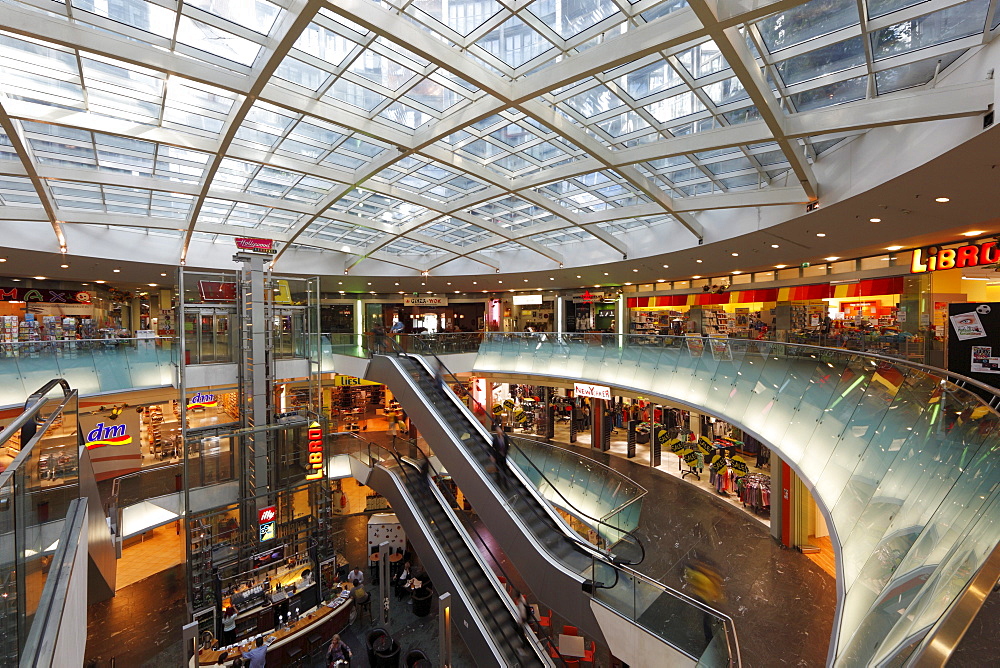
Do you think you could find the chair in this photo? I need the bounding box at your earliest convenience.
[582,640,596,664]
[537,609,552,628]
[356,592,372,624]
[564,660,580,667]
[562,625,579,636]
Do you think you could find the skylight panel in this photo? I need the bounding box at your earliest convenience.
[175,16,262,66]
[408,0,505,36]
[616,61,684,100]
[70,0,175,39]
[564,85,626,118]
[349,52,418,91]
[702,76,750,105]
[477,15,553,68]
[774,37,865,86]
[404,79,465,112]
[295,22,357,66]
[756,0,860,53]
[789,75,867,111]
[870,0,989,61]
[645,91,706,123]
[379,101,434,129]
[874,50,964,94]
[325,79,386,111]
[677,41,729,78]
[185,0,281,36]
[529,0,621,39]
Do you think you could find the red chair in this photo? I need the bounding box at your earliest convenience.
[583,640,596,664]
[547,645,560,660]
[562,625,579,636]
[538,610,552,628]
[564,660,580,667]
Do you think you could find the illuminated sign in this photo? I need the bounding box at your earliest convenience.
[911,241,999,273]
[0,288,92,304]
[85,421,132,449]
[512,294,543,306]
[333,375,381,387]
[403,296,448,306]
[571,291,605,303]
[235,237,277,254]
[574,382,612,400]
[258,506,277,542]
[305,421,324,480]
[197,280,237,301]
[187,392,217,409]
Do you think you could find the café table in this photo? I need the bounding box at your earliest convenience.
[558,633,585,658]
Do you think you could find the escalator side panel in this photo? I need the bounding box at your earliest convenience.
[368,354,608,645]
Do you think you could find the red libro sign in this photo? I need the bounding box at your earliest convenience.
[258,506,277,524]
[235,237,277,254]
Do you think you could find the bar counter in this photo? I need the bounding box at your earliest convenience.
[198,595,353,666]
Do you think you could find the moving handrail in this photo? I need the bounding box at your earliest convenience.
[353,435,548,666]
[403,336,647,569]
[372,345,741,664]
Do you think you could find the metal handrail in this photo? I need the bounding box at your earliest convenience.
[0,379,76,489]
[485,332,1000,407]
[398,337,647,568]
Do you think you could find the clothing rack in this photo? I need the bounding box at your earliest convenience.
[737,473,771,515]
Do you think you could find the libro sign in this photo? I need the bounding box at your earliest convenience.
[235,237,277,254]
[911,240,1000,273]
[574,382,611,400]
[305,421,324,480]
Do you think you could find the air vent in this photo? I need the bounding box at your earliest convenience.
[986,110,994,130]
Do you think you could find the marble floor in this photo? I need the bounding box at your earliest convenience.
[116,524,185,590]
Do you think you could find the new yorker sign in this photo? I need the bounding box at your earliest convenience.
[911,240,1000,273]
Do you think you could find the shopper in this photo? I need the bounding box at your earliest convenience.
[242,636,274,668]
[371,322,387,353]
[220,604,238,645]
[683,557,725,643]
[326,633,352,666]
[491,422,510,489]
[346,566,364,585]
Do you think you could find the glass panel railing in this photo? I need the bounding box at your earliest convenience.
[0,338,176,404]
[474,332,1000,667]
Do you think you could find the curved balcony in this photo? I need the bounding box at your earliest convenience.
[474,333,1000,667]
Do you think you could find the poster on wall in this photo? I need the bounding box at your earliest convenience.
[950,311,988,340]
[685,334,705,358]
[948,303,1000,392]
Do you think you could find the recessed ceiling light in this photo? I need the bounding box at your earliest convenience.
[148,283,157,287]
[632,268,638,272]
[662,264,669,269]
[549,277,554,280]
[935,197,950,203]
[816,233,826,237]
[473,281,477,285]
[95,280,105,284]
[60,263,69,268]
[33,276,46,280]
[394,282,399,286]
[0,258,6,262]
[498,280,502,284]
[886,245,903,251]
[338,281,342,285]
[825,256,840,262]
[446,282,451,285]
[11,279,20,282]
[775,264,787,269]
[113,267,121,272]
[692,275,701,279]
[576,275,581,278]
[732,270,742,275]
[657,279,666,283]
[82,283,89,285]
[869,218,881,223]
[593,285,600,288]
[399,291,404,294]
[523,279,529,282]
[603,272,608,276]
[455,291,460,294]
[370,291,375,294]
[771,244,779,248]
[963,230,985,236]
[731,252,739,257]
[695,259,703,263]
[160,273,167,277]
[367,282,372,286]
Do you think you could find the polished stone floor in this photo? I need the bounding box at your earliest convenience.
[532,439,837,667]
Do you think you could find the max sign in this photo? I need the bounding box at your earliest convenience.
[86,422,132,449]
[911,240,1000,273]
[305,421,324,480]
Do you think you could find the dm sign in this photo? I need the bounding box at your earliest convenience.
[85,421,132,449]
[187,392,217,409]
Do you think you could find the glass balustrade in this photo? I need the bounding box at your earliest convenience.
[0,338,177,405]
[475,332,1000,666]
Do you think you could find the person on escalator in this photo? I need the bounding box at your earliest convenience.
[491,422,511,490]
[683,556,725,645]
[434,357,448,395]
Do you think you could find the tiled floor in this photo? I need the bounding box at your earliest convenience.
[116,523,185,591]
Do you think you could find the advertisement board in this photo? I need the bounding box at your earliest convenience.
[948,302,1000,392]
[574,382,611,400]
[79,410,142,481]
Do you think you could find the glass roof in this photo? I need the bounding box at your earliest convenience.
[0,0,994,273]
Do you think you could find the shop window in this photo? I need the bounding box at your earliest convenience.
[802,263,828,278]
[830,259,857,274]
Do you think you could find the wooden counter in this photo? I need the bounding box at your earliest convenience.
[199,597,353,666]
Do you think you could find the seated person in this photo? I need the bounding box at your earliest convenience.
[351,579,366,601]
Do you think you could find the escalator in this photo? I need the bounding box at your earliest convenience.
[368,352,740,666]
[361,442,551,667]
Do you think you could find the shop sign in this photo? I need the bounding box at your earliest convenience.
[305,421,324,480]
[186,392,217,409]
[574,382,611,400]
[571,290,604,303]
[333,375,381,386]
[85,421,132,449]
[259,506,277,542]
[0,288,92,304]
[235,237,277,254]
[910,240,1000,273]
[403,296,448,306]
[503,398,516,409]
[512,294,543,306]
[197,280,237,301]
[491,404,504,415]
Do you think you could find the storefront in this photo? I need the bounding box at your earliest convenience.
[564,290,617,333]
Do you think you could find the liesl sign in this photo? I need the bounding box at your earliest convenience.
[911,240,1000,273]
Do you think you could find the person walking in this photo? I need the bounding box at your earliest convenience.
[492,421,510,490]
[371,322,387,354]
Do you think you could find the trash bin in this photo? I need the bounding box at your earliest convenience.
[373,636,400,667]
[366,628,389,666]
[411,588,432,617]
